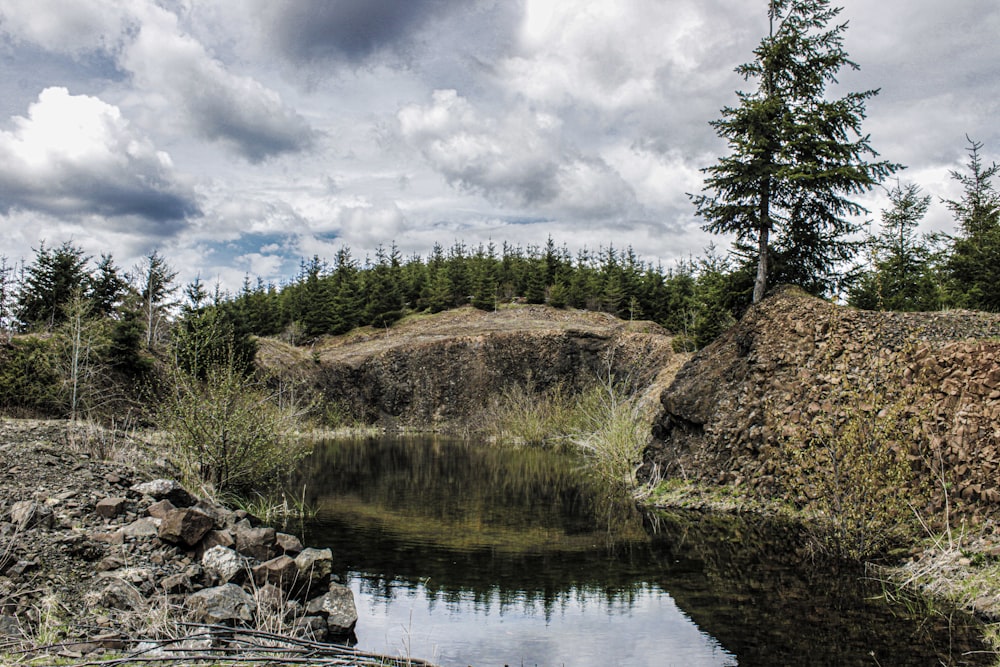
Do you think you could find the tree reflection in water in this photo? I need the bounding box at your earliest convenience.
[290,437,990,667]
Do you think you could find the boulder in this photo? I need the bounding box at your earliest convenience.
[254,583,286,614]
[201,545,246,585]
[10,501,53,530]
[131,480,196,508]
[276,532,304,555]
[293,615,328,640]
[193,500,232,529]
[95,497,127,519]
[159,573,192,594]
[120,518,159,539]
[294,547,332,594]
[185,584,254,625]
[146,499,176,520]
[252,555,298,590]
[158,508,214,546]
[305,584,357,635]
[234,521,276,561]
[201,529,235,551]
[97,579,147,612]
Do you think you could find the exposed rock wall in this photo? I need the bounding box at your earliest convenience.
[644,286,1000,519]
[259,306,678,429]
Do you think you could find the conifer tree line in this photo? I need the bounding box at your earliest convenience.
[0,132,996,419]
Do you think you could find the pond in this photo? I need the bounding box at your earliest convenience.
[291,436,990,667]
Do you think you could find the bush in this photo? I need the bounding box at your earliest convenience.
[572,381,648,491]
[158,359,309,495]
[0,337,62,416]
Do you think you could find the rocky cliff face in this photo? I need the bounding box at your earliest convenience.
[259,305,679,429]
[644,287,1000,520]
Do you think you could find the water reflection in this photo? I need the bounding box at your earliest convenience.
[292,437,990,667]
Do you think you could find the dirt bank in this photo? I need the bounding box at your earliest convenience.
[258,304,681,430]
[642,286,1000,621]
[644,286,1000,518]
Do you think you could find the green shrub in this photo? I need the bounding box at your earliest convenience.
[0,336,62,416]
[572,382,647,491]
[158,359,309,495]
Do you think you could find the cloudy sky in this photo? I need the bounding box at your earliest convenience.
[1,0,998,290]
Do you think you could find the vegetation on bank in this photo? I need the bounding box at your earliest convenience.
[479,375,655,497]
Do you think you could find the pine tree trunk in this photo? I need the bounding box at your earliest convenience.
[753,179,771,304]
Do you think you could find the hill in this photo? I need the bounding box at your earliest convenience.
[257,304,683,430]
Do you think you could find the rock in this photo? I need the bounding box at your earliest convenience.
[193,500,232,529]
[97,579,147,612]
[120,518,160,538]
[10,501,54,530]
[201,529,235,551]
[0,615,22,637]
[254,583,286,614]
[7,560,36,576]
[201,545,246,585]
[185,584,254,625]
[158,508,214,546]
[234,521,276,561]
[305,584,358,635]
[294,547,332,594]
[131,480,196,508]
[293,615,328,640]
[146,499,176,520]
[252,555,299,589]
[92,530,126,545]
[95,497,127,519]
[159,573,192,594]
[276,532,304,555]
[96,556,125,572]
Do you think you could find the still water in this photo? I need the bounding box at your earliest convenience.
[292,437,990,667]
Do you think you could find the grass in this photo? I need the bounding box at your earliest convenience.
[480,376,654,495]
[229,486,319,525]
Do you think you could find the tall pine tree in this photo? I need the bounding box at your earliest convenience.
[942,138,1000,310]
[692,0,898,302]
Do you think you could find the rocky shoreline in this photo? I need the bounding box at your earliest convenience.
[0,419,359,662]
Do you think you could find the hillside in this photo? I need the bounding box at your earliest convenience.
[257,304,683,430]
[644,286,1000,523]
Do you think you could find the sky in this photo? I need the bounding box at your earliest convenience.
[1,0,998,291]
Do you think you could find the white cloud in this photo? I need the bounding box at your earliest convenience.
[1,0,315,163]
[121,2,315,162]
[0,0,130,54]
[0,87,198,225]
[337,203,408,249]
[503,0,755,113]
[398,89,639,220]
[2,0,999,293]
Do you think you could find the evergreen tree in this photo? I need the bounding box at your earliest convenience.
[942,138,1000,310]
[692,0,898,303]
[420,244,453,313]
[298,256,337,338]
[88,254,129,318]
[131,250,178,348]
[469,244,499,311]
[17,241,90,330]
[850,183,939,311]
[445,242,470,306]
[363,244,404,328]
